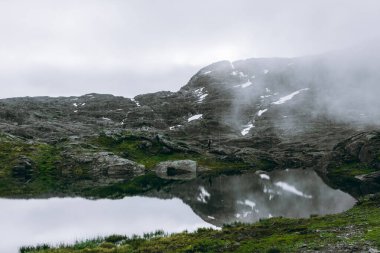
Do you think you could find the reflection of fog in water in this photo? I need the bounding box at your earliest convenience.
[171,169,356,226]
[0,197,214,253]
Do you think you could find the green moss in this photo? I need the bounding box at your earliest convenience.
[92,133,251,171]
[330,162,377,177]
[22,195,380,253]
[366,227,380,247]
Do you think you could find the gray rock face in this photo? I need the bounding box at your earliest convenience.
[62,152,145,182]
[92,152,145,180]
[155,160,197,180]
[318,131,380,196]
[0,47,379,193]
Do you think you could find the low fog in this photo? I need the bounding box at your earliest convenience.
[0,0,380,98]
[222,40,380,128]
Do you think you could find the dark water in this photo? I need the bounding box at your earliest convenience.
[0,169,355,252]
[163,169,356,226]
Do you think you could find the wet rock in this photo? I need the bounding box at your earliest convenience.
[155,160,197,180]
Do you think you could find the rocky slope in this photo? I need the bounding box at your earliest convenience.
[0,48,379,198]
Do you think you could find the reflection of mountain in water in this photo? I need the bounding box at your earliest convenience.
[160,169,356,226]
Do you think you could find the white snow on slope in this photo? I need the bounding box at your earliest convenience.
[257,109,268,117]
[272,88,309,105]
[234,80,252,89]
[203,70,212,75]
[188,114,203,122]
[194,87,208,103]
[260,174,270,180]
[198,94,208,102]
[169,125,183,130]
[263,69,269,74]
[241,122,254,136]
[241,81,252,88]
[274,182,312,199]
[237,200,256,209]
[131,98,141,107]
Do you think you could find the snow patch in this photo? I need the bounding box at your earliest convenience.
[169,125,183,130]
[234,80,252,89]
[237,200,256,210]
[263,69,269,74]
[272,88,309,105]
[259,174,270,180]
[241,81,252,88]
[257,109,268,117]
[275,182,313,199]
[194,87,208,103]
[188,114,203,122]
[203,70,212,75]
[131,98,141,107]
[241,122,254,136]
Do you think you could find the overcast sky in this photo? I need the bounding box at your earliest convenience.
[0,0,379,98]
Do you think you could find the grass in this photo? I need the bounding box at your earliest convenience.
[91,133,250,170]
[20,194,380,253]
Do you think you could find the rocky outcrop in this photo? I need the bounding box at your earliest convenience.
[0,50,379,196]
[318,131,380,196]
[155,160,197,180]
[92,152,145,179]
[62,152,145,182]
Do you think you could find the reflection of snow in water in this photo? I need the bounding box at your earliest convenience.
[197,186,211,203]
[194,170,356,226]
[274,182,313,199]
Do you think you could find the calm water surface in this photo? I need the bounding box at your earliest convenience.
[1,169,356,252]
[0,197,214,253]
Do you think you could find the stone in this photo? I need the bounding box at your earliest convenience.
[155,160,197,180]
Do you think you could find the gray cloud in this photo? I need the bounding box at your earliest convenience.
[0,0,380,98]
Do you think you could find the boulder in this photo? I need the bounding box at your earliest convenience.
[92,152,145,179]
[155,160,197,180]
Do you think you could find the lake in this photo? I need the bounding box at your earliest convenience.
[1,169,356,252]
